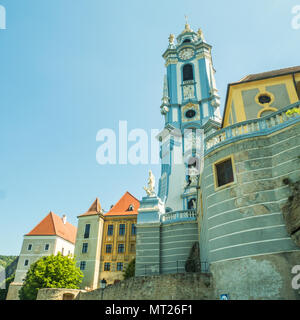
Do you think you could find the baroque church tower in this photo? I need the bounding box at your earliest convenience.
[157,21,221,212]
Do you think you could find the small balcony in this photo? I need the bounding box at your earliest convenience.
[160,209,197,224]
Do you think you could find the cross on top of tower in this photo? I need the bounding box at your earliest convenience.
[184,15,188,25]
[183,15,192,33]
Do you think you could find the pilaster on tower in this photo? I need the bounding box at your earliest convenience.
[160,75,170,117]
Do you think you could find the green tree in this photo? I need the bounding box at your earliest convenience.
[19,253,83,300]
[0,256,18,269]
[123,259,135,280]
[286,107,300,116]
[0,273,15,300]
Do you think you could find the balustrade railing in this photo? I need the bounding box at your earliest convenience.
[205,102,300,153]
[160,209,197,223]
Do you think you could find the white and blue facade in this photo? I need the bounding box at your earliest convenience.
[136,24,221,276]
[157,24,221,212]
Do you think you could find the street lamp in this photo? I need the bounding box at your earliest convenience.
[100,279,107,289]
[100,279,107,300]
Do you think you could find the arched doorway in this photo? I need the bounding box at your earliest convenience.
[62,293,75,300]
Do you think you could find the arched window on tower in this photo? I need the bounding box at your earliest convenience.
[183,64,194,81]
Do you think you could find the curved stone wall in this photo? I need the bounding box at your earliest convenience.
[136,221,199,276]
[211,251,300,300]
[200,121,300,264]
[160,221,199,273]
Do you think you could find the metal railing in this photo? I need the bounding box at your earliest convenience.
[205,102,300,153]
[138,260,210,276]
[160,209,197,223]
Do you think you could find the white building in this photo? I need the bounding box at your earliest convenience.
[6,211,77,300]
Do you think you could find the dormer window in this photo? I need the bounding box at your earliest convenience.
[183,64,194,81]
[128,204,134,211]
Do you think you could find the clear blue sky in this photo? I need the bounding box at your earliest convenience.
[0,0,299,255]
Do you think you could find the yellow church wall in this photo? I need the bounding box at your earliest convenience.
[223,74,299,128]
[295,72,300,99]
[295,72,300,82]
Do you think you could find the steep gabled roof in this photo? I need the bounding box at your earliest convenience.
[235,66,300,84]
[105,192,140,216]
[26,211,77,244]
[78,198,102,217]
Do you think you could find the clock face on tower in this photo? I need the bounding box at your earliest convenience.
[179,48,194,60]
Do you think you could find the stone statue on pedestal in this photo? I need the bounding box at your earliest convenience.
[143,170,156,197]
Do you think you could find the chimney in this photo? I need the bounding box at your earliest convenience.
[62,214,67,225]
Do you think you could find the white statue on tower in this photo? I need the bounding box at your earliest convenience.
[143,170,156,197]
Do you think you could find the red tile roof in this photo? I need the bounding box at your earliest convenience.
[26,211,77,244]
[105,192,140,216]
[78,198,102,217]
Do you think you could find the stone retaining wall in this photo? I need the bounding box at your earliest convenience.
[36,273,213,300]
[78,272,213,300]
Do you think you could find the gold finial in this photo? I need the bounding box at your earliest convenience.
[197,28,203,39]
[168,34,175,45]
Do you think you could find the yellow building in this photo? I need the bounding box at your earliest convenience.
[74,192,139,289]
[223,66,300,127]
[99,192,139,285]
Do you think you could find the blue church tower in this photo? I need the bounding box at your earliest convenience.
[135,22,221,276]
[157,22,221,212]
